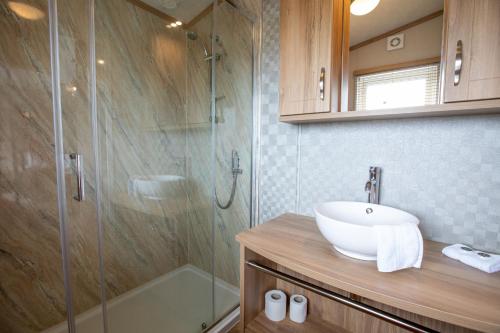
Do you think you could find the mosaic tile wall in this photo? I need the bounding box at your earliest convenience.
[258,0,500,252]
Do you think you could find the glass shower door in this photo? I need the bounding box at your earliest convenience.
[0,1,106,332]
[0,0,256,332]
[55,0,105,332]
[212,0,255,323]
[0,1,73,332]
[93,0,216,332]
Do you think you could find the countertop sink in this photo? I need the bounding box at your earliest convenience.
[314,201,419,260]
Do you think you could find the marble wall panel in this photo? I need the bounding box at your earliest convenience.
[94,0,189,300]
[0,0,189,331]
[185,0,256,289]
[185,4,214,279]
[0,2,67,332]
[1,0,259,330]
[213,1,254,287]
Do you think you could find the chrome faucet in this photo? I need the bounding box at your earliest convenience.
[364,166,381,204]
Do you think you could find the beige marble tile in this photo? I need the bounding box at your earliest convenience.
[0,1,67,332]
[1,0,259,331]
[213,1,254,288]
[186,0,255,290]
[94,0,189,313]
[0,0,190,331]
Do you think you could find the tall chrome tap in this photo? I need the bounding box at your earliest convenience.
[364,166,381,204]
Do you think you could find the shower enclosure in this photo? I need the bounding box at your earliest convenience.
[0,0,259,332]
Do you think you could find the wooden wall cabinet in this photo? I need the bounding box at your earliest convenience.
[278,0,500,123]
[279,0,344,116]
[443,0,500,103]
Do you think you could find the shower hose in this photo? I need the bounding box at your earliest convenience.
[215,171,239,210]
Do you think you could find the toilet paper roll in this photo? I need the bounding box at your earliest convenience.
[265,290,287,322]
[289,294,307,323]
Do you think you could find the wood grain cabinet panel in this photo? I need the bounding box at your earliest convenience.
[443,0,500,102]
[236,214,500,333]
[279,0,343,116]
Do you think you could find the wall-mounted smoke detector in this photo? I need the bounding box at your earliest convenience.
[387,33,404,51]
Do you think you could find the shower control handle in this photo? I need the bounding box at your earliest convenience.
[231,150,242,175]
[69,153,85,201]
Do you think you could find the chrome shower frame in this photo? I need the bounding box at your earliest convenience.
[204,0,263,330]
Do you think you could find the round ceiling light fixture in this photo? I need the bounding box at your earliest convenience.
[350,0,380,16]
[7,2,45,20]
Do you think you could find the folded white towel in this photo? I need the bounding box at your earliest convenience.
[442,244,500,273]
[374,223,423,272]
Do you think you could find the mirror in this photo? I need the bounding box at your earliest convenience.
[345,0,444,112]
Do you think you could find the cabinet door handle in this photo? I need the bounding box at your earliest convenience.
[69,153,85,201]
[319,67,325,100]
[453,40,463,86]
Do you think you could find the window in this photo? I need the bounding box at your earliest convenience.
[354,63,440,111]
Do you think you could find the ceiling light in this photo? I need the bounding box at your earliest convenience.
[66,85,77,93]
[166,24,172,29]
[97,59,105,65]
[350,0,380,16]
[171,22,177,27]
[7,2,45,20]
[175,21,182,26]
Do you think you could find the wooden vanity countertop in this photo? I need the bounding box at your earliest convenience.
[236,213,500,333]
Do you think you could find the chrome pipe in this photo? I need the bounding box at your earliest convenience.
[245,261,438,333]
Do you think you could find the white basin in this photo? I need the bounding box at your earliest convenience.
[128,175,185,200]
[314,201,419,261]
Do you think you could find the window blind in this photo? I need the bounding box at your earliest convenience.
[354,63,440,111]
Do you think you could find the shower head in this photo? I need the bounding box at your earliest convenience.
[186,31,221,60]
[186,31,198,40]
[186,31,210,58]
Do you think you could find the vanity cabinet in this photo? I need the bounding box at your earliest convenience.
[443,0,500,103]
[236,214,500,333]
[279,0,344,116]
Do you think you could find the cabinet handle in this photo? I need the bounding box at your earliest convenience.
[454,40,463,86]
[319,67,325,100]
[69,153,85,201]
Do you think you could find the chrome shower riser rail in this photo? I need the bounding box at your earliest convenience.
[245,261,438,333]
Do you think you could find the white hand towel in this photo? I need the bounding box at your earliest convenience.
[375,223,423,272]
[442,244,500,273]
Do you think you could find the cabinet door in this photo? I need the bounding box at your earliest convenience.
[443,0,500,102]
[279,0,341,116]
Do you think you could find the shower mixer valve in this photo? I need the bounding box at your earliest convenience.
[232,150,243,175]
[216,150,242,209]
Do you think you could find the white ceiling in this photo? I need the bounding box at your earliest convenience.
[141,0,214,23]
[350,0,444,46]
